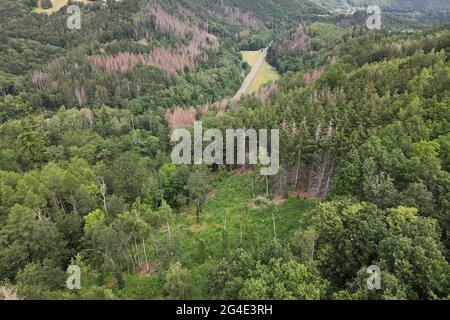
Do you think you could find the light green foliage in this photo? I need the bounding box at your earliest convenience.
[164,262,192,300]
[186,167,211,223]
[84,210,106,233]
[240,259,329,300]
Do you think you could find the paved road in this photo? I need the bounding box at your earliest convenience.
[233,43,272,102]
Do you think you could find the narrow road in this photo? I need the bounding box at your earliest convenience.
[233,42,272,102]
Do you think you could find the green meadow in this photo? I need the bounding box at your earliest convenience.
[241,50,280,94]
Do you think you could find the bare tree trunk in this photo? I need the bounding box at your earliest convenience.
[251,176,256,199]
[317,152,329,196]
[322,159,335,200]
[153,239,159,257]
[126,246,136,273]
[133,237,141,265]
[295,151,301,191]
[271,209,277,241]
[72,201,78,215]
[58,195,67,215]
[99,177,108,216]
[142,238,149,271]
[166,220,172,240]
[308,165,314,193]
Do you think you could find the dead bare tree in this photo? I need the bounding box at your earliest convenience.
[95,177,108,216]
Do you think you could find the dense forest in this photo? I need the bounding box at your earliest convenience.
[0,0,449,300]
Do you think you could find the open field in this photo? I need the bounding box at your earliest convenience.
[247,58,280,93]
[33,0,69,14]
[33,0,104,15]
[241,50,280,94]
[241,50,262,68]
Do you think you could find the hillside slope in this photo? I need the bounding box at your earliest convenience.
[312,0,450,12]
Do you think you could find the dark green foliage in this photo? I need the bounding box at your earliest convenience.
[16,259,66,300]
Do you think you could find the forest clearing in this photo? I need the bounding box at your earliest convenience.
[240,49,280,95]
[33,0,104,15]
